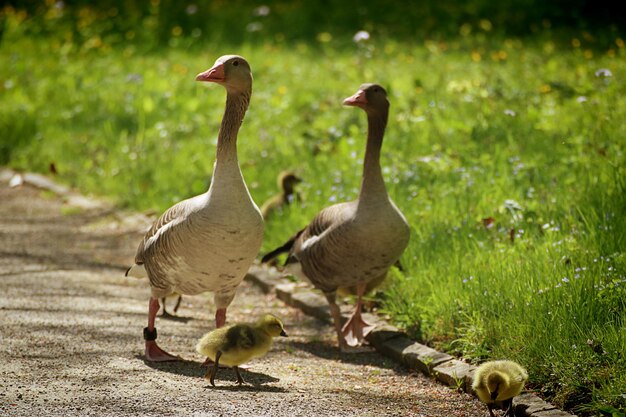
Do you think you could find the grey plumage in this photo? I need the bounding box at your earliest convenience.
[265,84,410,349]
[126,55,264,361]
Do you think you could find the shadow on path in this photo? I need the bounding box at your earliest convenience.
[138,356,282,388]
[286,339,403,371]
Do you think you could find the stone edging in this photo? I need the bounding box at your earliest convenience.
[2,168,576,417]
[0,169,109,210]
[1,168,155,231]
[245,264,577,417]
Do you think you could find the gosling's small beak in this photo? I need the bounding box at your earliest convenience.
[343,89,367,106]
[280,329,288,337]
[491,391,499,401]
[196,62,225,83]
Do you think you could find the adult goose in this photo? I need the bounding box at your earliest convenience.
[262,84,410,349]
[126,55,264,361]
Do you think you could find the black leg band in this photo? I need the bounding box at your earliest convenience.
[143,327,157,341]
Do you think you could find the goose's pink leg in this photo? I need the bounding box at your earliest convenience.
[199,308,228,368]
[145,297,179,362]
[215,308,227,328]
[341,282,376,347]
[172,295,182,313]
[324,291,348,350]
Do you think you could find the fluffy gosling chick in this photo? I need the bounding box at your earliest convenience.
[196,314,287,386]
[260,171,302,219]
[472,360,528,417]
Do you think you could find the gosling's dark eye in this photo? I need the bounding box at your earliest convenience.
[233,60,239,66]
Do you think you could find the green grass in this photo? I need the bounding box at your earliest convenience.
[1,6,625,415]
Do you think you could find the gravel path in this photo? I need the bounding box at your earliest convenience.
[0,179,486,416]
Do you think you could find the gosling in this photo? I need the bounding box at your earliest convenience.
[196,314,287,386]
[260,171,302,219]
[472,360,528,417]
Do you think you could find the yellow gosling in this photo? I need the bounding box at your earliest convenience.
[472,360,528,417]
[260,171,302,219]
[196,314,287,386]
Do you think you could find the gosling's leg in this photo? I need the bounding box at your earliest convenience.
[324,291,347,351]
[487,403,496,417]
[341,282,375,347]
[145,297,179,362]
[208,350,222,387]
[504,398,514,417]
[234,366,245,385]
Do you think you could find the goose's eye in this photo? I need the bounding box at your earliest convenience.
[233,60,239,67]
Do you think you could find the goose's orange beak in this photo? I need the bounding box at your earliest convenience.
[196,62,225,82]
[343,90,367,106]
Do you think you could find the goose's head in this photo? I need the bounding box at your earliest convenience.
[343,83,389,115]
[486,371,509,401]
[258,314,288,338]
[196,55,252,93]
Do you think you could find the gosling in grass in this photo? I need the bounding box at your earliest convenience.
[260,170,302,219]
[472,360,528,417]
[196,314,287,386]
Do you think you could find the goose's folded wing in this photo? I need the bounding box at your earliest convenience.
[134,200,194,265]
[287,202,354,263]
[260,228,304,263]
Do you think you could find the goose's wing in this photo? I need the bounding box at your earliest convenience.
[261,202,351,264]
[287,201,354,263]
[260,228,304,263]
[134,197,197,265]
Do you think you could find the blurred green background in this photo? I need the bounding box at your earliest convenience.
[1,1,625,416]
[2,0,625,47]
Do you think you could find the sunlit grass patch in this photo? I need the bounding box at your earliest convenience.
[1,12,625,415]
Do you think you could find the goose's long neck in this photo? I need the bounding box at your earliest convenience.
[358,110,388,204]
[212,90,250,184]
